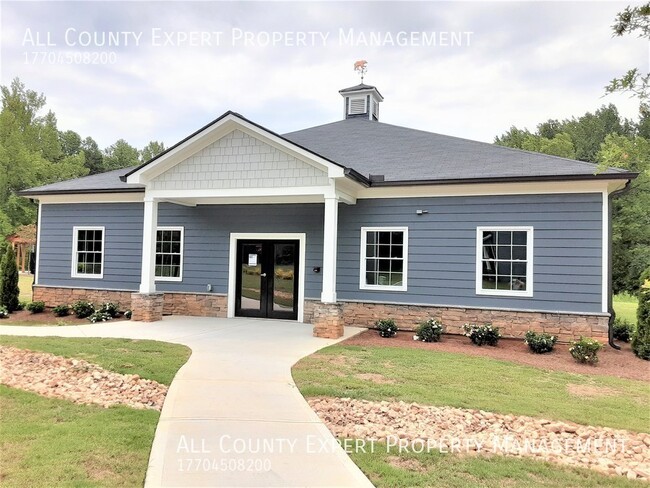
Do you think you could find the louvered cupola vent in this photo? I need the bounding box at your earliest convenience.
[339,83,384,121]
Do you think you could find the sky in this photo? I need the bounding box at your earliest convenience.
[0,1,646,150]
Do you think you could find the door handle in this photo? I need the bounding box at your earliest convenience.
[260,273,267,277]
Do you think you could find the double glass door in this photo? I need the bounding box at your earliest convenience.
[235,240,299,320]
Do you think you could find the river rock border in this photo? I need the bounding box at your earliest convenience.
[308,397,650,481]
[0,346,167,411]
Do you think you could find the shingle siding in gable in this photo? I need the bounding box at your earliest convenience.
[38,203,144,290]
[150,130,329,191]
[336,193,603,314]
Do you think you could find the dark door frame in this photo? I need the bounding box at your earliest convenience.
[234,239,300,320]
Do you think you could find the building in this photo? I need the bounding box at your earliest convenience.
[21,83,637,341]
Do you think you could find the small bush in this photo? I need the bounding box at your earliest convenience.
[16,301,25,311]
[632,279,650,360]
[25,301,45,313]
[463,323,501,346]
[613,317,634,343]
[414,319,443,342]
[524,330,557,354]
[569,337,602,364]
[88,310,113,323]
[124,310,132,320]
[376,319,398,338]
[0,305,8,318]
[72,300,94,318]
[97,302,119,318]
[53,304,70,317]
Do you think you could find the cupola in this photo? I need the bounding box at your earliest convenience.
[339,60,383,121]
[339,83,384,121]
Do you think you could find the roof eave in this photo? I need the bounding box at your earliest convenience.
[368,172,639,187]
[18,187,146,197]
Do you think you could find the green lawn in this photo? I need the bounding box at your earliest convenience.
[18,273,33,303]
[0,337,191,487]
[293,345,650,432]
[350,446,644,488]
[614,293,639,324]
[294,345,650,487]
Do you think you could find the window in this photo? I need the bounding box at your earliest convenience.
[72,227,104,278]
[360,227,408,291]
[476,227,533,297]
[155,227,183,281]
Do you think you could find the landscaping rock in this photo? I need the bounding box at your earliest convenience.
[0,346,167,411]
[308,397,650,482]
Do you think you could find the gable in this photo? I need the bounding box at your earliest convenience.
[150,130,329,191]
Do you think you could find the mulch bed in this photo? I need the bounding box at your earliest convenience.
[342,330,649,382]
[0,309,127,326]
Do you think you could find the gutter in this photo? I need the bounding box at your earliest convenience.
[607,180,633,349]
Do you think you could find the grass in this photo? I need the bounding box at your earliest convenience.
[350,446,644,488]
[614,293,639,324]
[18,273,33,303]
[293,345,650,432]
[0,337,191,487]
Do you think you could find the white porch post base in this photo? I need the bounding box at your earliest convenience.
[321,196,339,303]
[139,198,159,294]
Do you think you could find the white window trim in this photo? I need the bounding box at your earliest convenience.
[476,226,534,298]
[359,226,408,292]
[71,226,105,279]
[155,226,184,282]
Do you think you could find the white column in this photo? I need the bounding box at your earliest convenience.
[321,196,339,303]
[139,197,158,294]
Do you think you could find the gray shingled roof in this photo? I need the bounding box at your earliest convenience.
[21,166,143,195]
[283,118,629,184]
[21,114,633,196]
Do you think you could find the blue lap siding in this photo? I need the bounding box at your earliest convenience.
[337,193,603,313]
[37,193,603,314]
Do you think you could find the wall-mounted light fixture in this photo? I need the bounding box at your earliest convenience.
[416,210,429,215]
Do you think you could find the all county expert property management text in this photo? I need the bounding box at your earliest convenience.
[23,28,474,48]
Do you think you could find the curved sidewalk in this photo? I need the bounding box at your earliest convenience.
[0,317,373,487]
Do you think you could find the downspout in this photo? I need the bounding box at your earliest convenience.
[607,180,633,349]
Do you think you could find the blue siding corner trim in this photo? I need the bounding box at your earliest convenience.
[337,194,603,314]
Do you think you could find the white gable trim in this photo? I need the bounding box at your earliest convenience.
[126,113,345,185]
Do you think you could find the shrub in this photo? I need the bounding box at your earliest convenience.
[25,301,45,313]
[97,302,119,318]
[124,310,132,320]
[53,304,70,317]
[0,244,20,312]
[16,301,25,311]
[524,330,557,354]
[569,337,602,364]
[613,317,634,343]
[72,300,94,318]
[88,310,113,323]
[414,319,443,342]
[0,305,8,318]
[376,318,398,338]
[632,278,650,360]
[463,323,501,346]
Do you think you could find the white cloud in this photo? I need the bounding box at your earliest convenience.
[0,1,645,149]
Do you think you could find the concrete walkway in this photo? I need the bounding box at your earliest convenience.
[0,317,374,487]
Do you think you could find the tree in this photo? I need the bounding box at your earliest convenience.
[598,134,650,294]
[606,3,650,115]
[59,130,82,157]
[632,271,650,359]
[0,244,20,311]
[81,136,105,174]
[0,78,88,236]
[103,139,139,170]
[140,140,166,163]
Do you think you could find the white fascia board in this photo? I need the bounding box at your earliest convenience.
[146,185,335,201]
[34,193,144,204]
[355,179,618,199]
[127,113,346,184]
